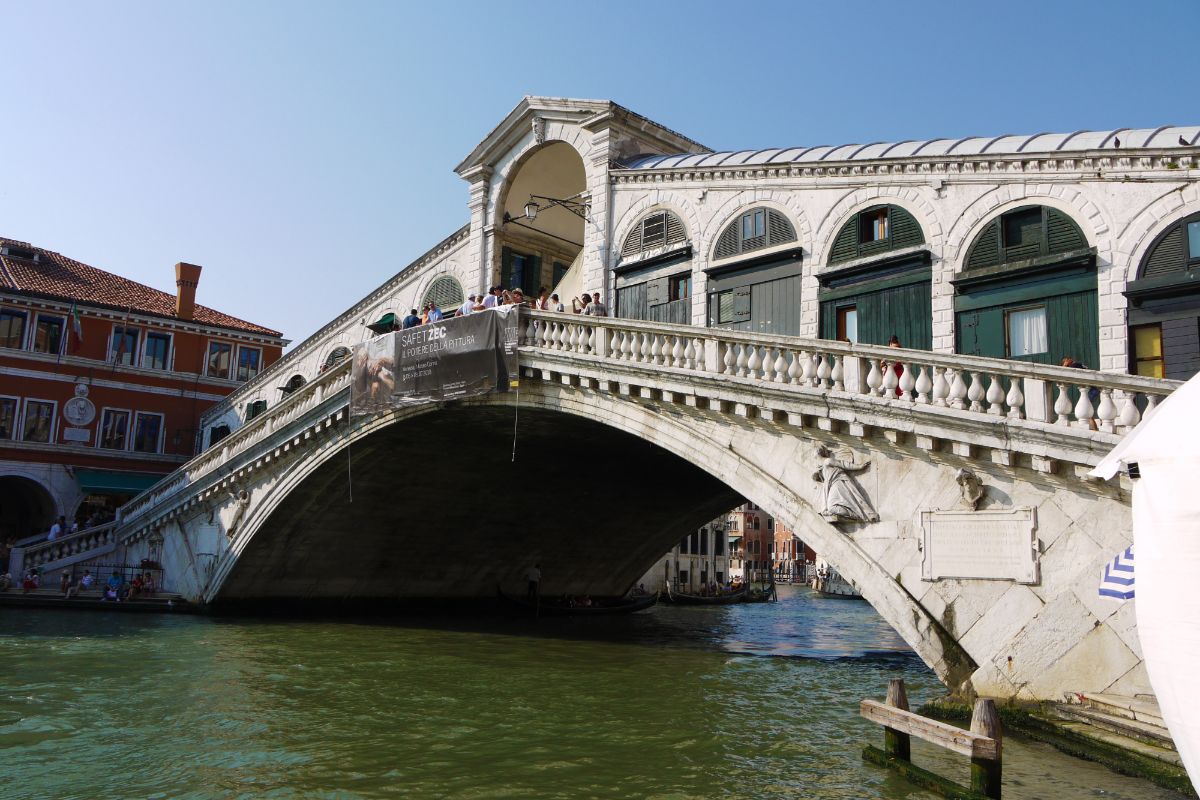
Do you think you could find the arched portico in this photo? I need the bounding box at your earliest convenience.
[0,473,58,539]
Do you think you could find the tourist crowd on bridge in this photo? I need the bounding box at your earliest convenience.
[396,285,608,330]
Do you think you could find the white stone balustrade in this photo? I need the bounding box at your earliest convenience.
[15,523,117,571]
[521,309,1177,439]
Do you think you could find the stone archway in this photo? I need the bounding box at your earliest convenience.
[206,385,974,694]
[0,474,57,540]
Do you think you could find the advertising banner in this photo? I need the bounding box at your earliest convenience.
[351,306,520,415]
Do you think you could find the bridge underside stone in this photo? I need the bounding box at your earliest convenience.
[215,407,740,603]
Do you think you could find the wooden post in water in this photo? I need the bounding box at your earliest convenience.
[969,699,1003,799]
[884,679,911,762]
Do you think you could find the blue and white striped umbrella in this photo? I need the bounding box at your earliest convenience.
[1099,546,1135,601]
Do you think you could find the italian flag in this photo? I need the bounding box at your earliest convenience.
[68,302,82,350]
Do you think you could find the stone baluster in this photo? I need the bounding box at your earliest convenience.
[1144,394,1160,420]
[609,328,621,358]
[624,331,638,362]
[1096,388,1118,433]
[930,366,947,406]
[816,353,832,389]
[733,344,748,378]
[798,352,815,386]
[898,362,915,402]
[866,358,883,396]
[772,349,788,383]
[648,334,662,365]
[914,365,932,404]
[830,355,845,391]
[1073,384,1096,429]
[557,322,570,352]
[1053,383,1073,425]
[881,361,899,399]
[1005,378,1025,419]
[986,374,1006,415]
[746,345,762,379]
[722,342,736,375]
[640,332,653,363]
[540,320,553,349]
[584,325,595,355]
[683,338,697,370]
[672,336,685,368]
[947,368,968,410]
[966,372,985,412]
[787,351,802,384]
[1117,390,1141,431]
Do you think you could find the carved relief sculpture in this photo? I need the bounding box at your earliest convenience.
[226,489,251,539]
[812,446,878,523]
[955,468,984,510]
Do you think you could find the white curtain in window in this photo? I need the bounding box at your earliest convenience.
[1008,307,1048,356]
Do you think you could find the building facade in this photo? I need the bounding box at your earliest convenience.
[0,238,285,539]
[638,514,730,593]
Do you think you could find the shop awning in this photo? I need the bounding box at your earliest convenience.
[367,312,398,334]
[75,469,164,496]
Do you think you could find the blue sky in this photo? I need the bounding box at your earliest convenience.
[1,0,1196,345]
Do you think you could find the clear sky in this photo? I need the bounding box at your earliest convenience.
[1,0,1196,346]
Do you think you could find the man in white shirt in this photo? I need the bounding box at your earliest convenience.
[456,295,476,317]
[47,516,65,541]
[480,287,500,310]
[524,563,542,600]
[586,293,609,317]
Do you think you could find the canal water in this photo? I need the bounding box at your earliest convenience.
[0,586,1185,799]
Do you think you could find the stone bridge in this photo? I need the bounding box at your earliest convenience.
[91,309,1176,703]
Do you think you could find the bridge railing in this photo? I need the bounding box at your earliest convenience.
[521,310,1179,436]
[118,359,353,527]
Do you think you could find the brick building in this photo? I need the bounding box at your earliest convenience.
[0,237,285,539]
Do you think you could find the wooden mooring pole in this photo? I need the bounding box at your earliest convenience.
[884,678,911,762]
[861,679,1003,799]
[970,699,1003,799]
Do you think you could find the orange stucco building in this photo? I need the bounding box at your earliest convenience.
[0,237,285,539]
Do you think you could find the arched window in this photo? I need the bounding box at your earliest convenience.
[713,208,796,260]
[827,205,924,265]
[1126,211,1200,379]
[422,276,464,311]
[322,346,351,372]
[955,205,1096,367]
[621,210,687,259]
[279,374,306,396]
[964,205,1087,271]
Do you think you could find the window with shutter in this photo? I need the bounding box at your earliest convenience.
[423,276,465,310]
[966,206,1087,271]
[827,205,924,266]
[714,208,796,261]
[621,210,688,260]
[1139,212,1200,279]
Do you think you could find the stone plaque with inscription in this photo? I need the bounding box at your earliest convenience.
[921,508,1039,584]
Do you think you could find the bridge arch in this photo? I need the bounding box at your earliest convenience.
[205,385,975,694]
[0,472,58,539]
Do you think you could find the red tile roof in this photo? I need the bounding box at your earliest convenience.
[0,237,282,338]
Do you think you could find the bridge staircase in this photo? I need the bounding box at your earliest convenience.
[7,523,120,582]
[1053,693,1180,766]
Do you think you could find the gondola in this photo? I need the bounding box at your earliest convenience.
[662,584,749,605]
[497,588,659,616]
[742,584,778,603]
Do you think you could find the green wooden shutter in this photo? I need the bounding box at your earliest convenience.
[889,205,924,249]
[665,212,686,246]
[966,220,1002,270]
[1046,208,1086,255]
[1003,207,1044,262]
[500,246,514,289]
[829,218,859,264]
[732,286,752,322]
[621,221,643,258]
[1143,226,1186,277]
[715,223,741,259]
[524,255,541,296]
[765,210,796,247]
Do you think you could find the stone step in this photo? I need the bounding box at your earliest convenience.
[1053,718,1184,768]
[1081,692,1167,728]
[1053,704,1176,751]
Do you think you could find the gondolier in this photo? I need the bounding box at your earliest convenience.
[523,563,541,600]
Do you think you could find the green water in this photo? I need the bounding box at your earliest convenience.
[0,586,1185,799]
